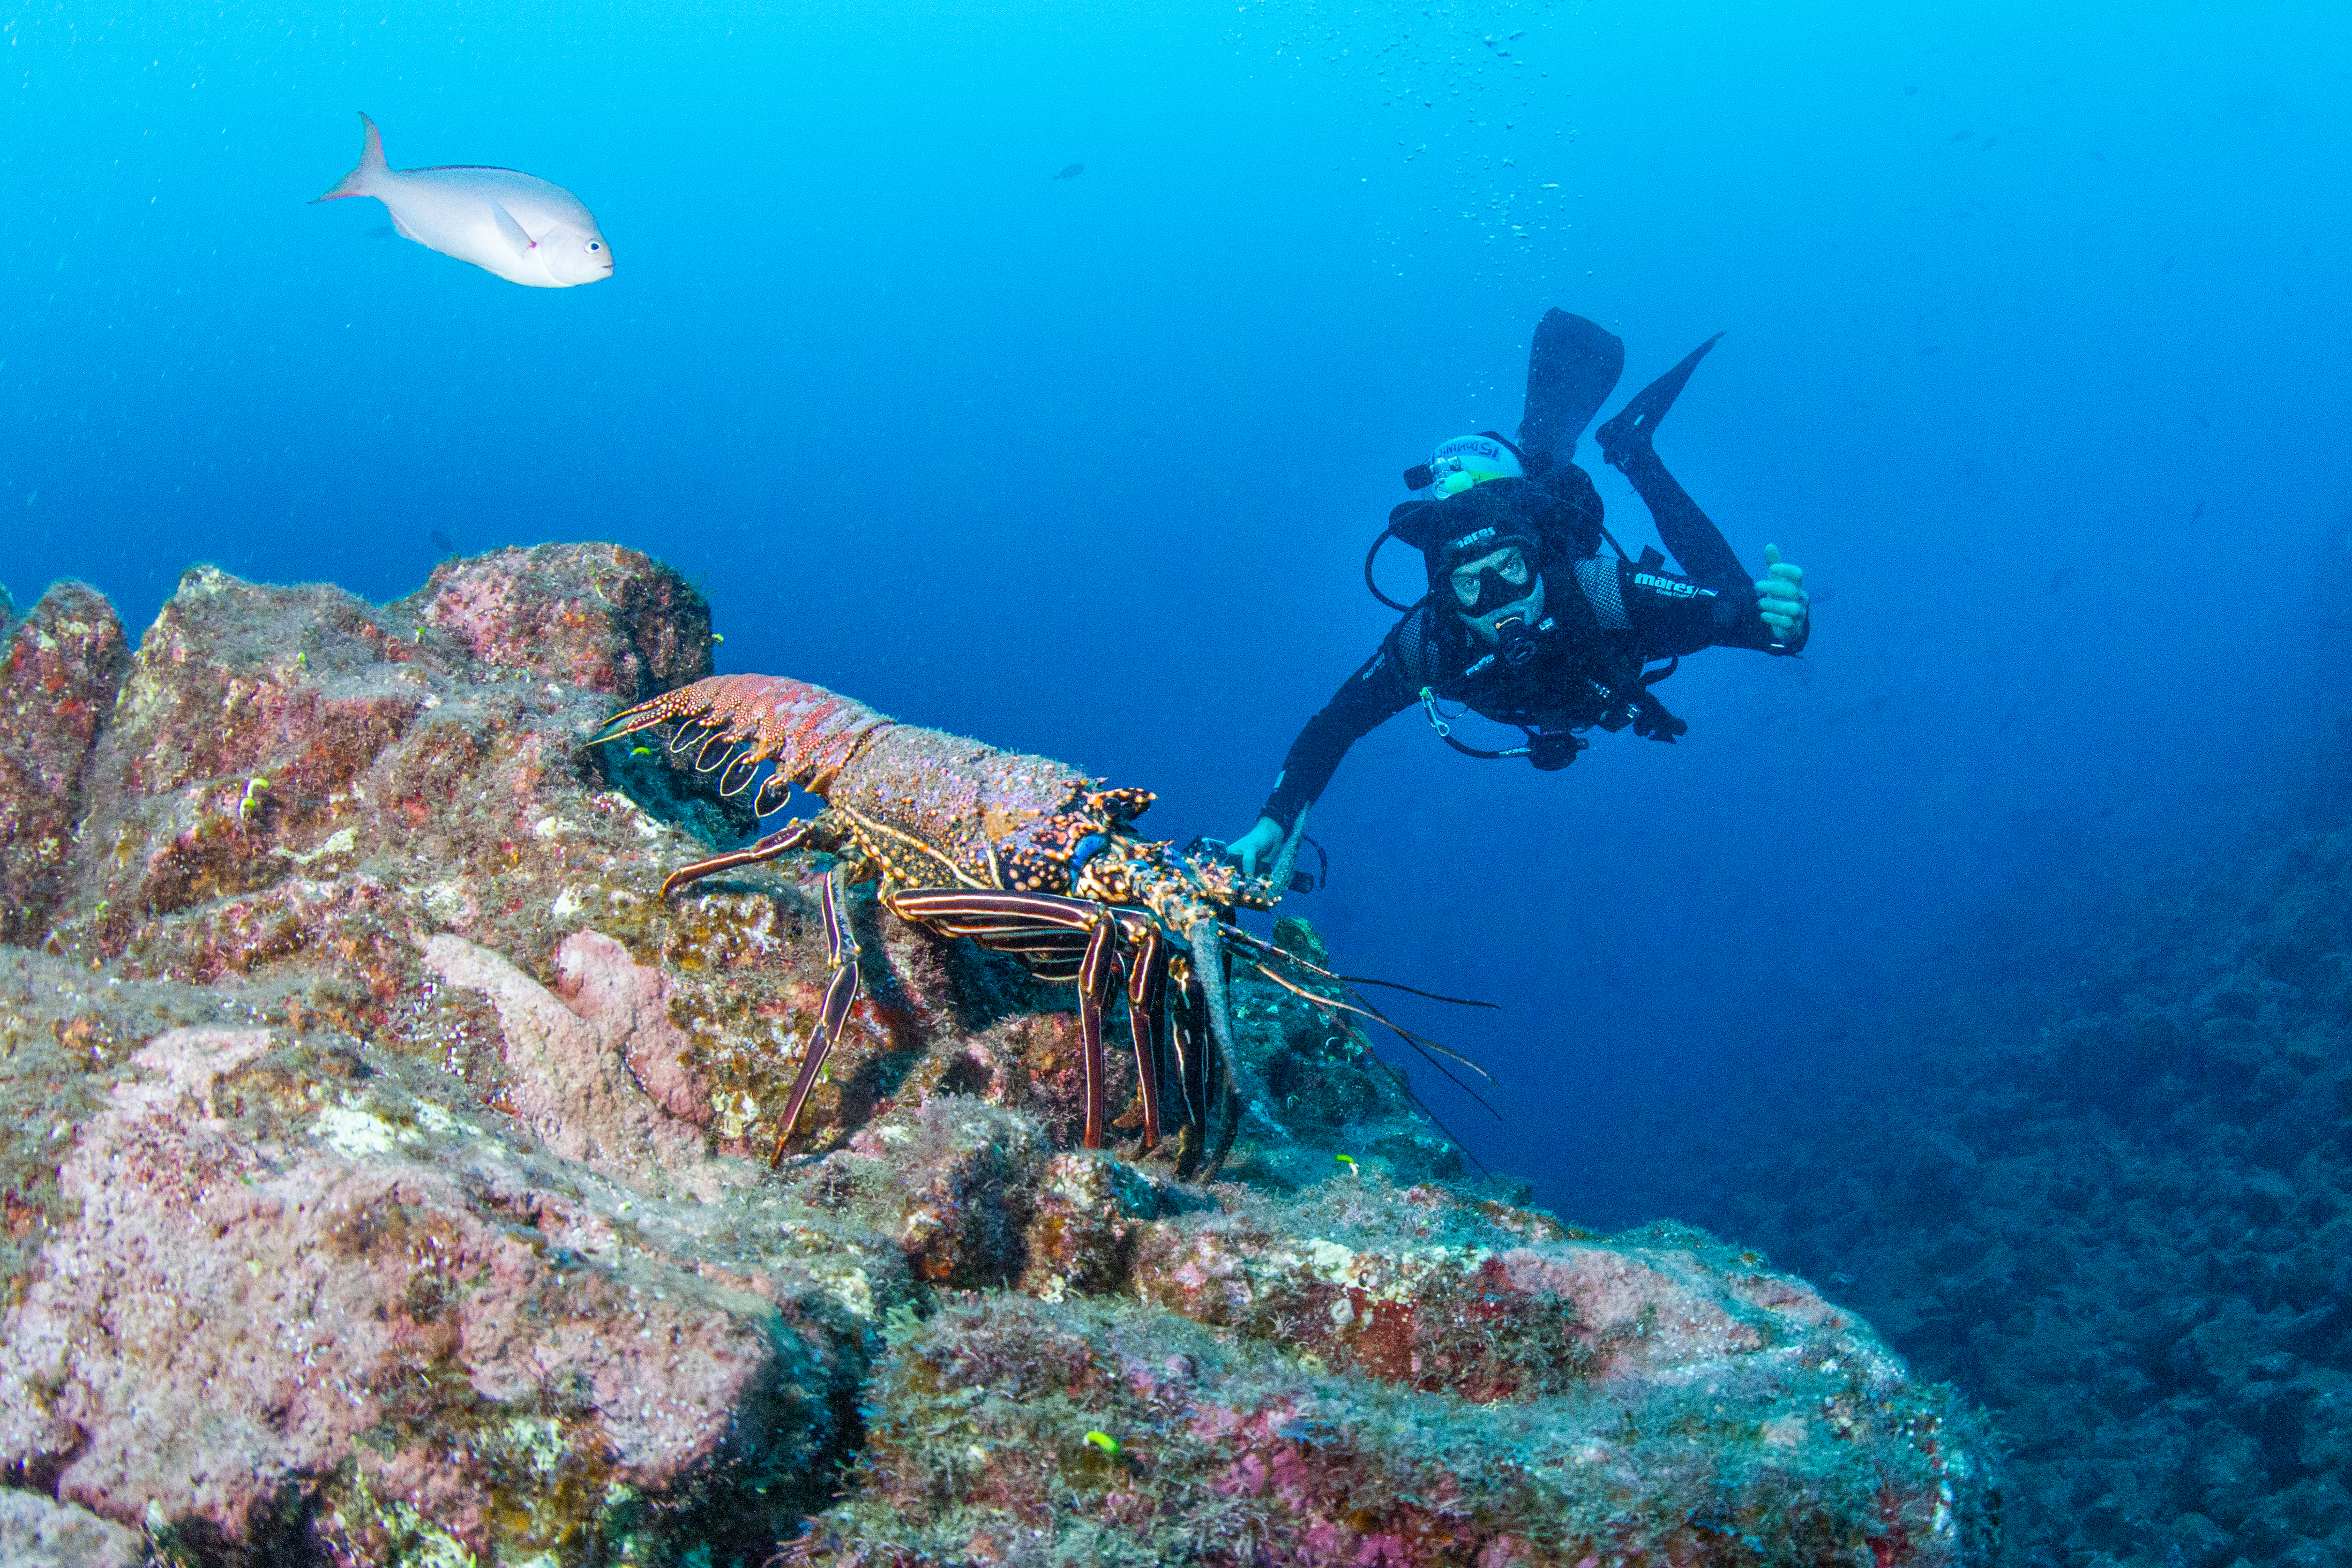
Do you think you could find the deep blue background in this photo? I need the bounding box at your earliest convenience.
[6,0,2349,1222]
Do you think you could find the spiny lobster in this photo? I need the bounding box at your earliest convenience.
[593,673,1486,1178]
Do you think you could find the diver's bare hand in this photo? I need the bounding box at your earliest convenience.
[1757,544,1808,647]
[1228,816,1284,876]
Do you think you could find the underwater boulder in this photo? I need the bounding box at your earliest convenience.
[0,1024,882,1560]
[396,542,711,701]
[0,1488,141,1567]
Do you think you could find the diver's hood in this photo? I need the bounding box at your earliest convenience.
[1366,459,1606,614]
[1387,477,1550,595]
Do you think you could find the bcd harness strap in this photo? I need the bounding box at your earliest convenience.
[1417,652,1685,769]
[1418,685,1534,761]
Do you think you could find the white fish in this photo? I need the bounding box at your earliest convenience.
[313,112,612,289]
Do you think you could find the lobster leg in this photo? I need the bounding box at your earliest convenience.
[885,887,1096,975]
[660,816,820,900]
[886,887,1129,1148]
[888,890,1094,943]
[771,868,863,1166]
[1076,916,1120,1150]
[1170,965,1214,1180]
[1122,918,1166,1151]
[1187,919,1245,1180]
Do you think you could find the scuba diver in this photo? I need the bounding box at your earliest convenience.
[1228,310,1812,880]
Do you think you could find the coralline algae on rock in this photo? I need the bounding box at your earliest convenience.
[0,547,2001,1565]
[0,1022,887,1564]
[398,543,713,701]
[0,1487,142,1568]
[801,1286,1988,1568]
[0,582,130,944]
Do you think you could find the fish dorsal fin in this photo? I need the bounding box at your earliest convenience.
[489,202,536,256]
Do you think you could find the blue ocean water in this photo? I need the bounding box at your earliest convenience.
[4,0,2348,1232]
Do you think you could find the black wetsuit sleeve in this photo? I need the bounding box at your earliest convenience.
[1258,645,1417,831]
[1596,557,1806,658]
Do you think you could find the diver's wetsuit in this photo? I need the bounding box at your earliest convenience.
[1257,463,1797,834]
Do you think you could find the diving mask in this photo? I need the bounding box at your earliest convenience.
[1449,544,1535,615]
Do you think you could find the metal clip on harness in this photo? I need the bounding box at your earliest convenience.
[1419,686,1532,761]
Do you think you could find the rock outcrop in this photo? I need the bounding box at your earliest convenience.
[0,582,130,945]
[1684,755,2352,1568]
[0,549,2001,1565]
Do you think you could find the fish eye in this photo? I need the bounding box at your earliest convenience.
[587,241,602,252]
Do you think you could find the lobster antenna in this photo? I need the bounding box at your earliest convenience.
[1334,982,1499,1082]
[1377,1056,1492,1177]
[1226,929,1500,1083]
[1224,927,1500,1011]
[1291,970,1499,1082]
[1334,974,1501,1010]
[1251,963,1503,1120]
[1254,963,1495,1165]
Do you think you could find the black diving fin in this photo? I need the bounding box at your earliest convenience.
[1596,333,1722,465]
[1517,309,1625,469]
[1594,333,1752,595]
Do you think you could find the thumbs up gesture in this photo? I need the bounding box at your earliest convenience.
[1757,544,1809,649]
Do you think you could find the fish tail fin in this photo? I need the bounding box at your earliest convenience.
[311,111,387,202]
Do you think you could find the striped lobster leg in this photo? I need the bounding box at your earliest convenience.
[1168,970,1219,1180]
[771,868,864,1167]
[1118,913,1167,1151]
[639,812,865,1162]
[649,831,1222,1166]
[886,888,1127,1151]
[1074,918,1121,1149]
[656,816,825,899]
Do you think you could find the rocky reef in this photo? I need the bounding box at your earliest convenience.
[1681,734,2352,1568]
[0,549,1997,1565]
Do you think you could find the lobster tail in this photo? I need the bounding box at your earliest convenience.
[591,674,896,797]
